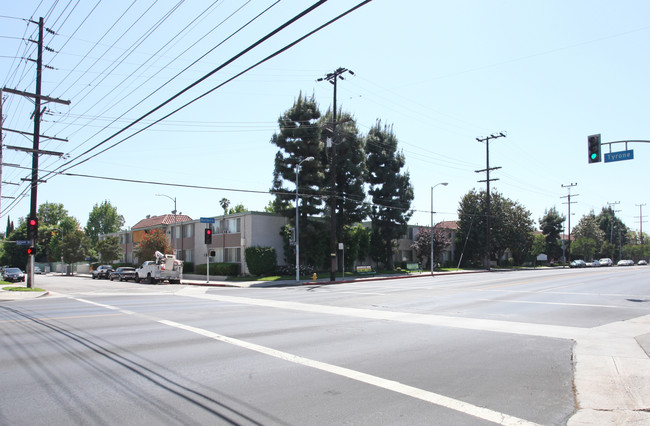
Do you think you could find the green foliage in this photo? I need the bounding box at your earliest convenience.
[134,228,172,262]
[97,236,122,263]
[366,120,414,269]
[86,200,124,246]
[270,93,325,218]
[342,224,372,270]
[228,203,247,214]
[539,207,565,261]
[194,262,239,276]
[457,189,535,266]
[62,229,91,264]
[596,206,628,259]
[572,237,598,260]
[244,246,277,276]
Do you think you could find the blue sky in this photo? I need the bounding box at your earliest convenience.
[1,0,648,236]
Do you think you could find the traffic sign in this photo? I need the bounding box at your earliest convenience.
[604,150,634,163]
[200,217,215,223]
[16,240,31,245]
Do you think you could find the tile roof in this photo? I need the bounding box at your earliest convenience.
[435,220,458,230]
[132,214,193,230]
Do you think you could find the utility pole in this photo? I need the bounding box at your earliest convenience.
[2,17,69,287]
[561,183,578,262]
[635,203,647,244]
[318,67,354,282]
[475,132,505,270]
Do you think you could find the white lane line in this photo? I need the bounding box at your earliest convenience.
[182,293,585,340]
[72,297,540,426]
[478,299,629,309]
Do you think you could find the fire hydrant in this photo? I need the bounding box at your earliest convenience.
[312,273,318,283]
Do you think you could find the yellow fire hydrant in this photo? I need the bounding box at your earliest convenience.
[312,273,318,283]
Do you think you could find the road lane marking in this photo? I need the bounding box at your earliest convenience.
[478,299,632,309]
[72,297,540,426]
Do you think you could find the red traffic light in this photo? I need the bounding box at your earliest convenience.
[206,229,212,235]
[27,246,35,255]
[29,218,37,226]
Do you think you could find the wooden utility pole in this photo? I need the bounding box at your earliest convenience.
[475,132,505,270]
[2,17,69,287]
[561,183,578,262]
[318,67,354,281]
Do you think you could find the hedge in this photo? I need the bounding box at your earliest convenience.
[245,246,277,276]
[194,262,239,276]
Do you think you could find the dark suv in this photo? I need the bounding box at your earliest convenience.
[92,265,113,279]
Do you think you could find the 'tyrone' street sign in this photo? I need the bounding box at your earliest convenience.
[200,217,216,224]
[604,150,634,163]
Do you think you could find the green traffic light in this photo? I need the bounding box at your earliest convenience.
[591,153,597,160]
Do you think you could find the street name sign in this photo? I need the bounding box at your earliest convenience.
[200,217,215,224]
[16,240,31,245]
[604,150,634,163]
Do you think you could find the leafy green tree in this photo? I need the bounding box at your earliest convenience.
[341,223,372,271]
[1,221,29,267]
[61,229,91,268]
[572,212,605,256]
[228,203,247,214]
[48,216,79,264]
[86,201,124,246]
[539,208,565,261]
[38,202,68,227]
[456,189,534,266]
[134,229,172,262]
[97,236,122,263]
[366,120,414,269]
[530,233,546,260]
[596,207,628,260]
[572,237,598,260]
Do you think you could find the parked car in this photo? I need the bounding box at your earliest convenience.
[92,265,113,279]
[587,260,600,267]
[34,266,43,274]
[3,267,25,282]
[638,260,648,265]
[599,258,613,267]
[570,260,586,268]
[617,259,634,266]
[110,267,137,282]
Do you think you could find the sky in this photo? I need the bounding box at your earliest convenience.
[1,0,649,236]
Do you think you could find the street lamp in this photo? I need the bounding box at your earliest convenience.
[156,193,177,256]
[431,182,448,275]
[296,156,314,282]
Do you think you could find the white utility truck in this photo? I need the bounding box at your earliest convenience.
[135,251,183,284]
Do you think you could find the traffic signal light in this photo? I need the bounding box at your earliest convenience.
[27,246,35,255]
[588,134,601,163]
[27,217,39,240]
[204,227,212,244]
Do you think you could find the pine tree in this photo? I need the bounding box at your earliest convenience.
[366,120,414,269]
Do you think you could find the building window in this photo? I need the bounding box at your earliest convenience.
[184,224,193,238]
[183,249,193,263]
[224,247,241,263]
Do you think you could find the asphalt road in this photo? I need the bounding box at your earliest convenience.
[1,267,648,425]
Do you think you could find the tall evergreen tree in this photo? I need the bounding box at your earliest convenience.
[366,120,414,269]
[539,207,565,261]
[321,109,368,269]
[270,93,325,218]
[596,206,628,259]
[270,93,326,268]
